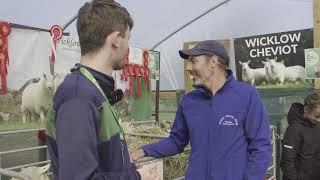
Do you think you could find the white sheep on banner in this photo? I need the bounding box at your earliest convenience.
[262,60,272,84]
[267,57,285,85]
[21,74,54,124]
[239,60,266,85]
[284,65,306,83]
[10,164,50,180]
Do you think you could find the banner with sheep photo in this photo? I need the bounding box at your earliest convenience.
[0,27,80,132]
[234,28,313,89]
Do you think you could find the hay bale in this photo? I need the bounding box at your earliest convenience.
[126,126,189,180]
[122,122,134,133]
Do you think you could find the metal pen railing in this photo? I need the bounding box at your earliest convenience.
[0,125,277,180]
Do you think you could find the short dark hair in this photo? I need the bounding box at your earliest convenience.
[77,0,133,55]
[304,92,320,113]
[216,56,228,72]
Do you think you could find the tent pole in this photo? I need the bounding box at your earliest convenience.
[9,23,69,36]
[150,0,230,50]
[62,14,78,31]
[155,52,161,123]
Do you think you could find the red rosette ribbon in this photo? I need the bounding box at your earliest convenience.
[50,25,63,63]
[143,50,150,92]
[0,21,11,94]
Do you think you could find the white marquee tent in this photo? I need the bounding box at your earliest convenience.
[0,0,313,90]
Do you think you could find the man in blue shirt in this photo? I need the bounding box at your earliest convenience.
[131,40,272,180]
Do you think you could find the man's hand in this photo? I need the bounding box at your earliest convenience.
[130,149,146,162]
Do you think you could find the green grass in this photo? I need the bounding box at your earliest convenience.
[0,104,21,117]
[0,104,45,131]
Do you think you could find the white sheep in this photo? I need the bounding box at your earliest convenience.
[21,74,54,124]
[239,60,266,85]
[267,57,285,85]
[262,60,272,84]
[284,65,306,83]
[10,164,50,180]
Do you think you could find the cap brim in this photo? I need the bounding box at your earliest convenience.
[179,49,203,59]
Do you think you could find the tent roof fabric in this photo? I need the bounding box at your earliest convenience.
[0,0,313,90]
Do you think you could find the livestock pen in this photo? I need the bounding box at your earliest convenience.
[0,125,277,180]
[0,89,312,179]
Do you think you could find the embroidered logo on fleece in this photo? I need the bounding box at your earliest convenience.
[284,144,293,149]
[219,115,238,126]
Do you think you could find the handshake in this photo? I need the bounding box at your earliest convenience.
[131,149,161,180]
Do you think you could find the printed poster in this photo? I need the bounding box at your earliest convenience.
[304,48,320,79]
[234,29,313,88]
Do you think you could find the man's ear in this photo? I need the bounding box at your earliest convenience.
[212,55,219,64]
[210,55,219,68]
[108,31,121,48]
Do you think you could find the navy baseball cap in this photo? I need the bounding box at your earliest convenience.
[179,40,229,65]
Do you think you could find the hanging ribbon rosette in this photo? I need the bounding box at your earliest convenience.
[140,66,145,80]
[0,21,11,94]
[134,64,141,97]
[120,47,150,98]
[128,64,134,94]
[0,50,7,94]
[142,50,150,93]
[121,48,130,81]
[50,25,63,63]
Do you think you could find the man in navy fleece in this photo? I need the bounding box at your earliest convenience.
[131,40,272,180]
[45,0,155,179]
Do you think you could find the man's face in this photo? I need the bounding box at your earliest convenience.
[113,28,130,70]
[185,55,213,87]
[304,105,320,124]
